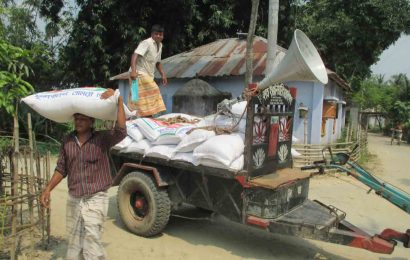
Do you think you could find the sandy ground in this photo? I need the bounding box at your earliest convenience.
[28,133,410,259]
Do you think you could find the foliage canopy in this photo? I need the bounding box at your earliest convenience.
[353,74,410,128]
[295,0,410,88]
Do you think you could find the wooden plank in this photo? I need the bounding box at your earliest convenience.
[248,168,311,189]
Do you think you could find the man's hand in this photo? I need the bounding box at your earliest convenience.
[130,70,138,80]
[162,75,168,86]
[101,88,115,99]
[40,189,51,208]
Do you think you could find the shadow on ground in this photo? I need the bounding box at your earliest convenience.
[107,195,349,260]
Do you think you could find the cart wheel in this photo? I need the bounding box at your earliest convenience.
[117,171,171,237]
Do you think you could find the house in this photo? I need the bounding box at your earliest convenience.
[111,36,350,145]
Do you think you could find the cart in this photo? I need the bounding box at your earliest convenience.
[110,84,409,254]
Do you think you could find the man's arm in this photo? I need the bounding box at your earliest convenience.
[100,88,126,128]
[40,171,64,208]
[40,138,67,208]
[130,53,139,79]
[156,62,167,86]
[100,88,127,146]
[116,96,126,128]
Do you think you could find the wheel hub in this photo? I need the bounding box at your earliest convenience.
[131,191,148,218]
[135,198,144,209]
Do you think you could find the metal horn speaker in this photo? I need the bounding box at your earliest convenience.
[257,29,328,91]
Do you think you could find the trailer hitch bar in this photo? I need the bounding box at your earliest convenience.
[378,228,410,248]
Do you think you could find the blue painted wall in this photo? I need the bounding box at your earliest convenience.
[117,77,346,145]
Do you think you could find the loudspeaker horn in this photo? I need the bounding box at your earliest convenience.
[257,29,328,91]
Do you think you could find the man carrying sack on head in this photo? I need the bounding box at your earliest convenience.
[129,24,167,117]
[40,89,127,259]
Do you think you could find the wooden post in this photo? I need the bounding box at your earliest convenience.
[27,113,35,253]
[33,132,45,245]
[244,0,260,85]
[37,154,46,246]
[46,151,51,246]
[10,115,19,260]
[21,150,27,225]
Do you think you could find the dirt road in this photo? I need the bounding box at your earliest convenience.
[39,133,410,259]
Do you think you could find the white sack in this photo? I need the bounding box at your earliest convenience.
[193,134,244,167]
[231,132,245,142]
[231,101,247,117]
[135,118,194,143]
[134,118,165,141]
[145,145,177,160]
[120,139,152,154]
[126,120,144,142]
[175,129,216,153]
[172,152,198,164]
[197,155,244,172]
[196,115,246,133]
[291,148,302,157]
[154,123,194,145]
[22,88,136,123]
[112,136,133,150]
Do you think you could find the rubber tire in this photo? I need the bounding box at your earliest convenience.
[117,171,171,237]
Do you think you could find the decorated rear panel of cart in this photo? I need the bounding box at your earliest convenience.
[244,84,297,177]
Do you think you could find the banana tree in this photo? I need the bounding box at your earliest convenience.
[0,40,34,115]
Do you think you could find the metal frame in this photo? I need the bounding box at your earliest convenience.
[109,85,407,254]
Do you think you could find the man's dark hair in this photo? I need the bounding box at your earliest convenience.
[151,24,164,33]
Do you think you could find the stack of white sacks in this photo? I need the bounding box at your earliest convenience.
[114,102,248,172]
[21,87,301,172]
[113,101,302,172]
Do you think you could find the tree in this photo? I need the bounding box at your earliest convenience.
[245,0,260,85]
[295,0,410,88]
[0,4,34,116]
[0,1,68,135]
[36,0,410,90]
[353,74,410,131]
[38,0,300,86]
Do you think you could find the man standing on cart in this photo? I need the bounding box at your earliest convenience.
[129,24,168,117]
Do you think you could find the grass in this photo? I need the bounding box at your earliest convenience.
[357,147,374,165]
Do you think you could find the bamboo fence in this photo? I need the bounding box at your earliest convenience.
[0,113,51,259]
[293,126,368,168]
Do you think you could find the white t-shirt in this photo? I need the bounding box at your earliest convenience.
[134,37,162,78]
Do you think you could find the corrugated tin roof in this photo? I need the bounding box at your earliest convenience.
[327,69,351,91]
[110,36,285,81]
[110,36,350,91]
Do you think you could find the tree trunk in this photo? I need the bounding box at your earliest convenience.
[244,0,260,86]
[266,0,279,73]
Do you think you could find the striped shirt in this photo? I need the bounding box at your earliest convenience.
[55,125,127,197]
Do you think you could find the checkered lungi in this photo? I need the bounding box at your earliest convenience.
[66,191,109,260]
[127,74,166,117]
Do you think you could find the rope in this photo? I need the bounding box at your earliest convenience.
[156,89,256,136]
[154,115,201,125]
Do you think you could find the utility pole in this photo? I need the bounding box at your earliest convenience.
[266,0,279,73]
[245,0,260,85]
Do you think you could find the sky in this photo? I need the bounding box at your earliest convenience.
[371,34,410,79]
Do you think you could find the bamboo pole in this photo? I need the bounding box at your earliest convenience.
[37,154,46,245]
[41,154,47,247]
[0,220,42,232]
[10,114,19,260]
[20,152,26,224]
[33,131,45,245]
[27,113,35,253]
[46,152,51,246]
